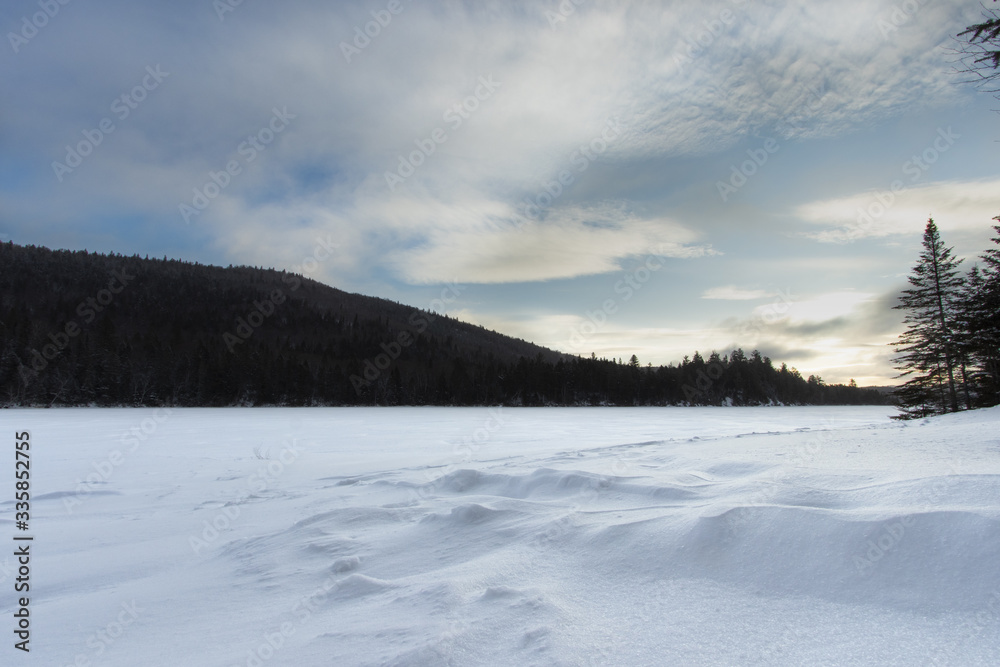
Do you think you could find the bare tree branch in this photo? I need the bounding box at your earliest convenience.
[956,2,1000,94]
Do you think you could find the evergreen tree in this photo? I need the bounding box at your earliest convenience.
[964,221,1000,403]
[0,241,891,408]
[892,219,965,418]
[957,265,987,406]
[958,4,1000,99]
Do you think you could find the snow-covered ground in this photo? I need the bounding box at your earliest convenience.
[2,405,999,666]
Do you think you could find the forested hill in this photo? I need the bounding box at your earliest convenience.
[0,242,889,407]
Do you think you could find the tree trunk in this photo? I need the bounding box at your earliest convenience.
[931,240,960,412]
[960,355,973,410]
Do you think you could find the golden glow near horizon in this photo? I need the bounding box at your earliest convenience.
[4,1,998,386]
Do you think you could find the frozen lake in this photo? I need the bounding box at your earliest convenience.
[3,405,999,665]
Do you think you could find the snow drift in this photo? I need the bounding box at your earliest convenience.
[2,406,998,665]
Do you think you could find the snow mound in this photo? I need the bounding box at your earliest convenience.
[10,405,1000,666]
[332,573,397,598]
[405,467,704,505]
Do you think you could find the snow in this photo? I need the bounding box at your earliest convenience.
[3,405,1000,666]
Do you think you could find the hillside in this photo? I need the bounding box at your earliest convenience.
[0,241,890,407]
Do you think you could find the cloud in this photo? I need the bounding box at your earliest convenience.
[462,285,904,383]
[1,0,989,386]
[701,286,773,300]
[775,290,877,324]
[721,288,904,383]
[795,178,1000,243]
[2,0,982,269]
[388,202,716,284]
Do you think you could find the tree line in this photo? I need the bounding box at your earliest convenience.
[888,10,1000,417]
[892,219,1000,418]
[0,241,888,407]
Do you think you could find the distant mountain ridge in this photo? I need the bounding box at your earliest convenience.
[0,241,890,407]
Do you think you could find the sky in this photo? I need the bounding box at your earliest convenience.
[2,0,999,386]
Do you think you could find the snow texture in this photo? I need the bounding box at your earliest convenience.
[2,406,999,666]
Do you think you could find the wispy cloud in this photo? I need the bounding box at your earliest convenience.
[1,0,993,384]
[796,178,1000,244]
[2,0,981,273]
[702,286,773,301]
[389,203,716,284]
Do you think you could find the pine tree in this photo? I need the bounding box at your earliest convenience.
[958,6,1000,98]
[955,265,985,408]
[967,221,1000,402]
[892,219,965,418]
